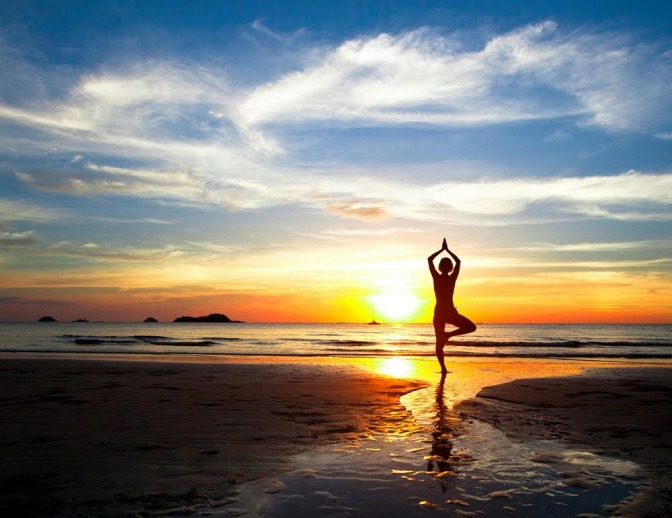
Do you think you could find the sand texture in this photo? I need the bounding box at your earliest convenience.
[3,356,671,516]
[455,367,672,516]
[0,358,425,517]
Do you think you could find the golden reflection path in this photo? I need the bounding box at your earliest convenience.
[205,355,670,516]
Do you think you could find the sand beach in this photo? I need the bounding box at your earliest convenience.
[456,366,672,516]
[0,354,670,516]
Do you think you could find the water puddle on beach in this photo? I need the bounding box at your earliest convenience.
[203,380,641,517]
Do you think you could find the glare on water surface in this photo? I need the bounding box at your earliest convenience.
[376,357,415,378]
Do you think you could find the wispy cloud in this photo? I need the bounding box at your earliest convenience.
[284,168,672,223]
[468,254,672,270]
[323,199,389,220]
[298,227,425,240]
[47,241,182,262]
[15,162,672,224]
[508,239,672,253]
[88,216,174,225]
[239,22,672,132]
[429,170,672,218]
[0,230,36,247]
[1,22,671,228]
[0,198,63,223]
[0,56,283,190]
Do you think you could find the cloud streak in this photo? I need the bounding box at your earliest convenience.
[0,230,36,248]
[1,21,671,228]
[239,22,672,131]
[0,199,63,223]
[15,162,672,224]
[47,241,182,262]
[429,170,672,218]
[506,239,672,253]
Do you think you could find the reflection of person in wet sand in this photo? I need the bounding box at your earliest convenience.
[428,239,476,374]
[427,373,457,492]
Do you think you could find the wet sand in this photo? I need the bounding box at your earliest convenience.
[456,367,672,516]
[0,357,426,516]
[1,355,670,516]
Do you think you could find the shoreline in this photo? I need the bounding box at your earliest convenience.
[0,356,426,516]
[456,367,672,515]
[1,354,670,515]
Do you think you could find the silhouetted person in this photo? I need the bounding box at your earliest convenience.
[428,239,476,374]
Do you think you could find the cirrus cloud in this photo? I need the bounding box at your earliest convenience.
[239,22,672,132]
[1,21,671,228]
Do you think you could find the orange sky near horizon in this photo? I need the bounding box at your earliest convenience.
[2,240,670,324]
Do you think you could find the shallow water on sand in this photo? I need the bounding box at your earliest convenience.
[205,378,642,517]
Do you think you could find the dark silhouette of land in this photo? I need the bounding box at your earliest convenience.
[33,314,243,323]
[173,313,244,323]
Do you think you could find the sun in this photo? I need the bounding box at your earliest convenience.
[367,288,421,321]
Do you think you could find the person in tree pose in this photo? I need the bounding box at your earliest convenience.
[428,238,476,373]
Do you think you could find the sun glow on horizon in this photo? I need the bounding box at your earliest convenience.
[367,288,422,321]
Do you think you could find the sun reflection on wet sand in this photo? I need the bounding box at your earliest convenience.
[225,358,648,517]
[375,357,415,378]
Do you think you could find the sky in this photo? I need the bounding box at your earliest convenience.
[1,0,671,323]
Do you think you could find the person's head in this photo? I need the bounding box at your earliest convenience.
[438,257,453,274]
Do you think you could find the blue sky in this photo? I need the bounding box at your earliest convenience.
[1,0,671,322]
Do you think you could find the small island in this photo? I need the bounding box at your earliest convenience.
[143,317,159,323]
[72,318,89,323]
[38,316,57,322]
[173,313,244,323]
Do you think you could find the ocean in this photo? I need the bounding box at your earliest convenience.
[0,322,670,359]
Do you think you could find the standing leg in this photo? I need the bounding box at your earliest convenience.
[433,318,449,374]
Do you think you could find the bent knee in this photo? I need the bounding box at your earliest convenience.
[465,321,477,333]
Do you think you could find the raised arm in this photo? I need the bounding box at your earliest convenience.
[445,246,461,278]
[428,238,448,277]
[427,248,442,277]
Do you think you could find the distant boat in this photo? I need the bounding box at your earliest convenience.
[368,319,381,325]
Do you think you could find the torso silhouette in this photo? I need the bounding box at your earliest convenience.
[432,273,456,312]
